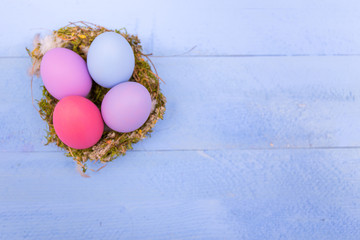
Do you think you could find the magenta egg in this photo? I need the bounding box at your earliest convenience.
[101,82,152,133]
[53,96,104,149]
[40,48,92,100]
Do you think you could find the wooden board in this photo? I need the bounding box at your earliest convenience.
[2,57,360,151]
[1,0,360,57]
[1,0,360,239]
[1,150,360,239]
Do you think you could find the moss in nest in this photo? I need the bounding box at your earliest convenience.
[27,21,166,173]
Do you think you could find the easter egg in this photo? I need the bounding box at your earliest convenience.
[40,48,92,100]
[53,96,104,149]
[87,32,135,88]
[101,82,152,133]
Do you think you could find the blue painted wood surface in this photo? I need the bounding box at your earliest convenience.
[1,0,360,239]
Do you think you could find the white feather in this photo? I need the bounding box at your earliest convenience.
[39,35,63,55]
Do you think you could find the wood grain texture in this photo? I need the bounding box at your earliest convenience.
[1,149,360,240]
[1,0,360,239]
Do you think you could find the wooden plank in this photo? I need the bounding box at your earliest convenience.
[2,56,360,151]
[0,0,156,57]
[1,149,359,239]
[153,3,360,56]
[1,0,360,57]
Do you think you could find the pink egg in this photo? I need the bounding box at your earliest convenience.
[53,96,104,149]
[40,48,92,100]
[101,82,152,133]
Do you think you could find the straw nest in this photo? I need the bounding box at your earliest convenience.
[27,21,166,175]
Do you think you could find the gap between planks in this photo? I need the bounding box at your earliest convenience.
[2,145,360,154]
[3,54,360,59]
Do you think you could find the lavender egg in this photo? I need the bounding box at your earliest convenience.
[101,82,152,133]
[40,48,92,100]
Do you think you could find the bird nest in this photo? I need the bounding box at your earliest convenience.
[27,21,166,175]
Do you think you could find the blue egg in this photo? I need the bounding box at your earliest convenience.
[87,32,135,88]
